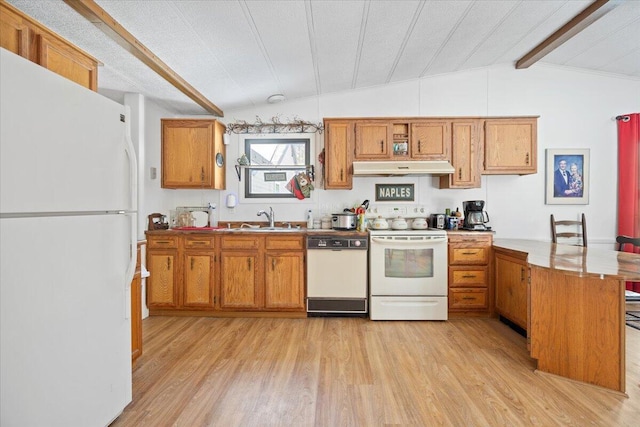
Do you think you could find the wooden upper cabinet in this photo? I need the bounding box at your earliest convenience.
[36,34,97,91]
[355,122,392,159]
[324,120,353,189]
[483,118,537,174]
[410,121,451,160]
[0,2,98,91]
[161,119,226,189]
[440,120,480,189]
[0,2,30,57]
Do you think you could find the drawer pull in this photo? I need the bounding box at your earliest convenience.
[167,257,171,270]
[462,296,476,300]
[191,241,207,245]
[191,258,194,270]
[156,240,172,244]
[461,251,478,255]
[247,258,252,271]
[462,274,477,279]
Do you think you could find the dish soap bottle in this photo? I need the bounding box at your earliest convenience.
[307,209,314,229]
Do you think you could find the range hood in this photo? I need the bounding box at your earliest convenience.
[352,160,455,176]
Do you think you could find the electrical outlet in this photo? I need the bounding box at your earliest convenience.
[150,167,157,180]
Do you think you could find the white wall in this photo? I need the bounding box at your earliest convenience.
[143,64,640,247]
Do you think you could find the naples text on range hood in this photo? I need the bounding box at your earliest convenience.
[352,160,455,176]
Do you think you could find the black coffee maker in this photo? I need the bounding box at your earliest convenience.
[462,200,491,231]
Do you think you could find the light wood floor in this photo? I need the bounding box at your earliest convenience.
[112,315,640,427]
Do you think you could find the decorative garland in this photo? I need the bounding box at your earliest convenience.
[226,115,324,134]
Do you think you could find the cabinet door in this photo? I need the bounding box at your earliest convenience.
[162,120,219,189]
[440,121,480,188]
[494,252,528,328]
[213,121,226,190]
[264,252,305,310]
[0,3,30,58]
[220,251,261,309]
[324,120,353,189]
[483,118,537,174]
[36,33,98,91]
[131,274,142,362]
[355,122,391,159]
[410,121,450,160]
[147,251,179,308]
[183,253,214,308]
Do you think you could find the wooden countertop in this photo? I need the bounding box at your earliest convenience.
[493,239,640,281]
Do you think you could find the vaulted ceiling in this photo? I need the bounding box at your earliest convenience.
[7,0,640,116]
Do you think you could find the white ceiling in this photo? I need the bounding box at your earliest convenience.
[8,0,640,116]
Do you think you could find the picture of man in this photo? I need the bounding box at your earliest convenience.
[553,158,571,197]
[546,150,588,205]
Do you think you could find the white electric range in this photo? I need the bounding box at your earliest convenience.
[367,204,449,320]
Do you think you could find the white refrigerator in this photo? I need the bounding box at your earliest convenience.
[0,49,136,426]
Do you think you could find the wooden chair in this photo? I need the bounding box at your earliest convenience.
[617,236,640,302]
[550,213,587,247]
[616,235,640,252]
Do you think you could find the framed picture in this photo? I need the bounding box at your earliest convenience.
[545,149,589,205]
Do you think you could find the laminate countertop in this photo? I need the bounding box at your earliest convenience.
[493,239,640,281]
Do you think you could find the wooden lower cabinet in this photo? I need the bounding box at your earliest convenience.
[264,239,305,310]
[130,273,142,361]
[147,249,179,308]
[447,233,492,316]
[494,248,528,329]
[147,234,215,310]
[219,234,306,311]
[146,232,305,315]
[183,252,215,307]
[220,250,261,309]
[131,242,143,363]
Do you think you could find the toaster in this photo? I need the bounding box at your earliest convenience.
[429,214,446,229]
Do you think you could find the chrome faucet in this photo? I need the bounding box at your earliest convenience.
[257,207,275,228]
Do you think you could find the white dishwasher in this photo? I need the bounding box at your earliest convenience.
[306,235,368,316]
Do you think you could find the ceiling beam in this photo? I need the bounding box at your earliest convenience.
[516,0,612,70]
[64,0,224,117]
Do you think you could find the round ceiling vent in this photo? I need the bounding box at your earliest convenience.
[267,94,285,104]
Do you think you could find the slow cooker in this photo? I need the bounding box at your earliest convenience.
[331,212,357,230]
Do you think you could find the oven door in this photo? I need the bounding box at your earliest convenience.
[369,235,447,296]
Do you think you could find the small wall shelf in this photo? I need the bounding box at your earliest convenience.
[234,164,315,181]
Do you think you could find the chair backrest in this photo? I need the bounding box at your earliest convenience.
[615,235,640,252]
[550,213,587,246]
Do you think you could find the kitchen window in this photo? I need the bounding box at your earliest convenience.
[243,138,311,198]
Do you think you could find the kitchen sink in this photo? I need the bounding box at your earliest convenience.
[227,226,302,232]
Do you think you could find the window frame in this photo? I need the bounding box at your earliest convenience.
[241,135,313,200]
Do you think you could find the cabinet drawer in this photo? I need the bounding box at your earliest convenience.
[449,266,488,287]
[184,236,215,249]
[266,236,304,250]
[447,234,492,245]
[449,246,489,265]
[221,235,261,250]
[449,288,488,309]
[147,236,179,249]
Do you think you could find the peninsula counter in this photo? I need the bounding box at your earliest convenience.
[493,239,640,393]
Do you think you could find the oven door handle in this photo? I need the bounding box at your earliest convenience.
[370,237,447,245]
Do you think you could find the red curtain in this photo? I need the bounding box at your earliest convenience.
[617,113,640,291]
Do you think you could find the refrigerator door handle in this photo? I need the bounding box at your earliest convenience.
[122,106,138,320]
[123,106,138,212]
